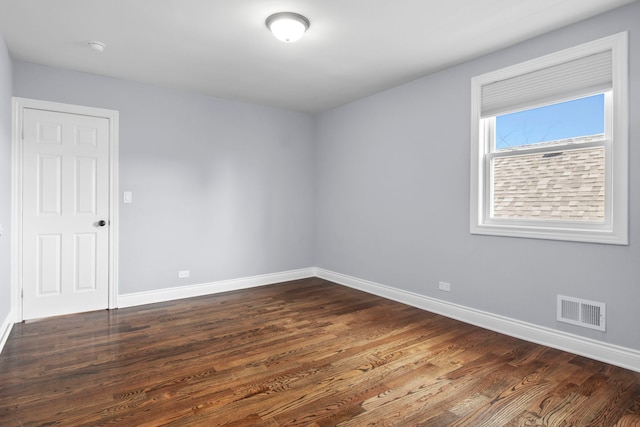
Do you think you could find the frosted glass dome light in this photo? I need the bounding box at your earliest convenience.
[266,12,310,43]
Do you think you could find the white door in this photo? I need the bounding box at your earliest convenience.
[21,107,111,319]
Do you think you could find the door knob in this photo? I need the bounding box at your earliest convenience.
[97,220,107,227]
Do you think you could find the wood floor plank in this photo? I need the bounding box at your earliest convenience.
[1,277,639,426]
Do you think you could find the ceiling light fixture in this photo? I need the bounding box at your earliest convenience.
[265,12,310,43]
[88,41,106,52]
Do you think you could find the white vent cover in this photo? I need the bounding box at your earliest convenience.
[557,295,606,331]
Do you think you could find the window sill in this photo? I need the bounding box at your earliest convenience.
[470,222,628,245]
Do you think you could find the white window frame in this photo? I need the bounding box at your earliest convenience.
[470,32,628,245]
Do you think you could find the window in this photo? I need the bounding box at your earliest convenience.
[470,32,628,244]
[492,94,606,222]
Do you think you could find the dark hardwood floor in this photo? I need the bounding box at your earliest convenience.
[1,278,639,426]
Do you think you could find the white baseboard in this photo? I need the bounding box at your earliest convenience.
[315,268,640,373]
[118,268,315,309]
[105,265,640,372]
[0,309,14,356]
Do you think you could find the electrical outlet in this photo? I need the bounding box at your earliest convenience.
[178,270,190,279]
[438,281,451,292]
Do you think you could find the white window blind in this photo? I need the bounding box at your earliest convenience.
[480,50,612,118]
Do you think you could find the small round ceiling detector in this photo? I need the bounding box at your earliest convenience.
[88,41,106,52]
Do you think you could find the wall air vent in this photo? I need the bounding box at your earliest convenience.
[557,295,605,331]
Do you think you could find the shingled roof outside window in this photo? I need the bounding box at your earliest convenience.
[492,137,605,222]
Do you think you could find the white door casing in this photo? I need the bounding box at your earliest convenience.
[12,98,119,321]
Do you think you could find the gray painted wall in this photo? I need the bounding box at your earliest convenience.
[13,62,316,294]
[315,2,640,351]
[0,32,12,324]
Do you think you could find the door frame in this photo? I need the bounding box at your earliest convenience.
[11,97,119,321]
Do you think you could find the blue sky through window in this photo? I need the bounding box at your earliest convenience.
[495,94,604,149]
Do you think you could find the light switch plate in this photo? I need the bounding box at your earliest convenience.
[123,191,133,204]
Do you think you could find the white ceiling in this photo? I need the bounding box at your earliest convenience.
[0,0,635,113]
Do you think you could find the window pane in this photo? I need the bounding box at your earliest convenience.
[495,94,605,150]
[492,147,605,222]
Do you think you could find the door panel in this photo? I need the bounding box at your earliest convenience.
[75,233,97,291]
[37,234,62,295]
[22,108,110,320]
[75,157,97,214]
[38,155,62,214]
